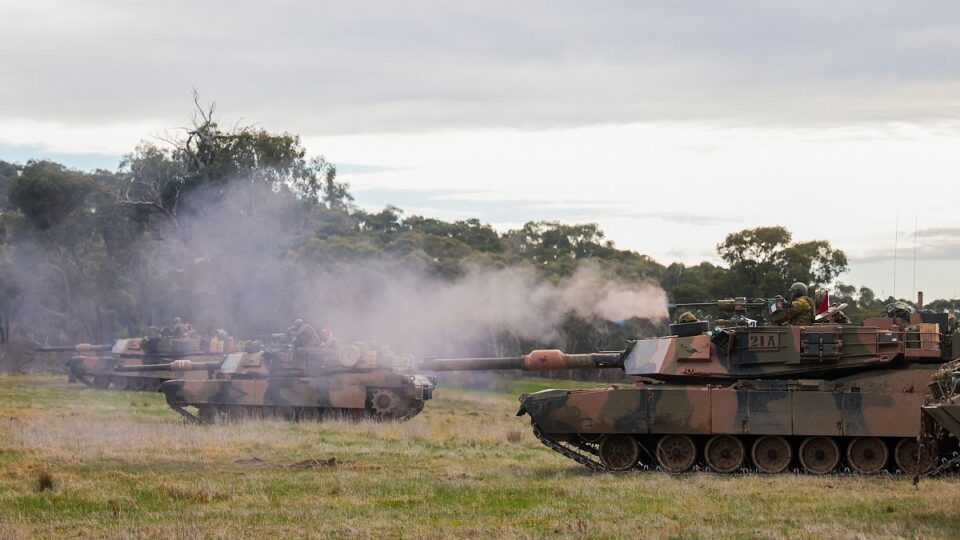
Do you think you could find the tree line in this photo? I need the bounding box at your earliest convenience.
[0,105,954,363]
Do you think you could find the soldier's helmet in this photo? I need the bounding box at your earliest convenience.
[676,311,698,324]
[789,282,808,300]
[886,300,915,320]
[291,319,304,329]
[173,317,182,325]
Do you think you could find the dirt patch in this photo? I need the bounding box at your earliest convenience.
[234,457,265,466]
[286,457,381,470]
[36,470,54,491]
[288,457,339,469]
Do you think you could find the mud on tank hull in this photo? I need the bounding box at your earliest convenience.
[519,365,953,475]
[158,371,436,423]
[66,355,216,391]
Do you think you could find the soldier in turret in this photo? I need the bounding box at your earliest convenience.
[171,317,188,338]
[288,319,322,348]
[676,311,698,324]
[777,282,814,326]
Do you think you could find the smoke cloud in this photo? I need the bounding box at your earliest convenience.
[297,262,667,355]
[148,181,669,356]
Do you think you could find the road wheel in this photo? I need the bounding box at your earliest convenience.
[598,435,639,471]
[127,377,146,391]
[799,436,840,474]
[705,435,745,473]
[112,377,129,391]
[751,436,792,473]
[846,437,888,474]
[92,375,111,389]
[656,435,697,473]
[894,438,936,475]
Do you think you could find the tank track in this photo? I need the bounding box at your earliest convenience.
[166,403,422,424]
[75,374,165,392]
[531,422,651,473]
[918,451,960,479]
[531,422,956,476]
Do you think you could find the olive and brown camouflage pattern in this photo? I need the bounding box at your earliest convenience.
[921,358,960,451]
[55,335,239,391]
[128,341,436,423]
[426,308,960,475]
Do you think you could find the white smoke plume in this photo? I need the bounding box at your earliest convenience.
[143,182,668,356]
[297,261,668,355]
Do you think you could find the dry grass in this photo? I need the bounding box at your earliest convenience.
[1,375,960,538]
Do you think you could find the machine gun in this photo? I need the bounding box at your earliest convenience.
[671,297,785,328]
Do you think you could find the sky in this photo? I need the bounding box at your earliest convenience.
[2,1,960,298]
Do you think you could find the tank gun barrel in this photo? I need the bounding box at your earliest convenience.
[673,298,768,313]
[249,333,288,340]
[419,349,624,372]
[115,359,221,372]
[36,343,112,352]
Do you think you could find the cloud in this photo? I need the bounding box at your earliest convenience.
[351,187,736,228]
[914,227,960,238]
[3,1,960,136]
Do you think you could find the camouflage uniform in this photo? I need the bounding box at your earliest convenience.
[288,320,322,349]
[171,317,188,338]
[783,296,814,326]
[676,312,698,324]
[777,283,814,326]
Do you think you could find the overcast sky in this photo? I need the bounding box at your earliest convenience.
[2,1,960,298]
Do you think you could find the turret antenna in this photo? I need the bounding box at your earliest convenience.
[912,215,918,301]
[893,208,899,300]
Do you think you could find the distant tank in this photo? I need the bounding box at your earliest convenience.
[40,330,239,391]
[120,339,436,423]
[421,295,960,475]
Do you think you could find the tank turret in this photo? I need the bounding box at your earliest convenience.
[59,330,241,391]
[427,298,960,476]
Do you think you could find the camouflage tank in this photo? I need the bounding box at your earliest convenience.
[421,296,960,475]
[120,339,436,423]
[40,331,239,391]
[918,357,960,476]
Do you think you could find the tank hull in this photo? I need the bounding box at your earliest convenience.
[520,365,949,474]
[158,371,436,423]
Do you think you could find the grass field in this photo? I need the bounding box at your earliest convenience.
[1,375,959,538]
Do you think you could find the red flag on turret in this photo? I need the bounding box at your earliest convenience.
[816,290,830,315]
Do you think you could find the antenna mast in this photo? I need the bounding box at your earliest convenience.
[893,208,899,300]
[912,215,918,300]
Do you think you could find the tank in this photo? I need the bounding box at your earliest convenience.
[918,357,960,476]
[121,340,437,423]
[43,332,239,391]
[422,297,960,475]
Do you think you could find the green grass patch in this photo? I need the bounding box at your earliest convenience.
[1,375,959,538]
